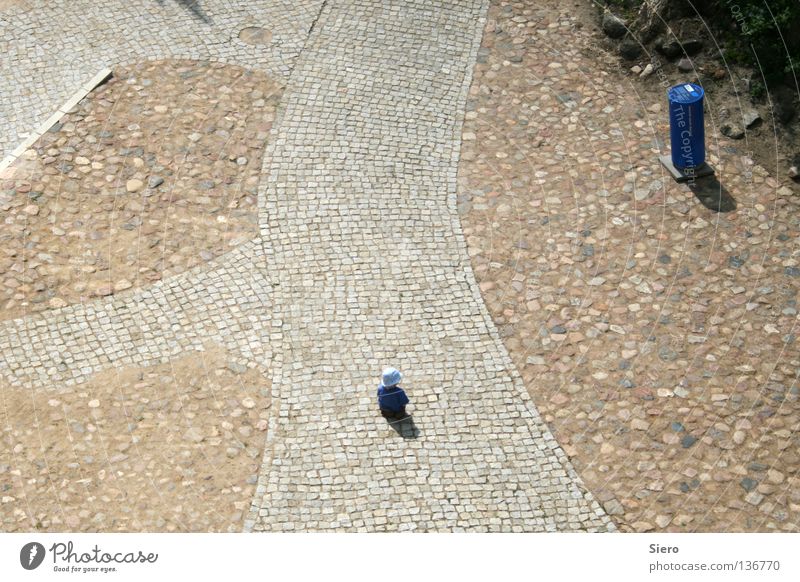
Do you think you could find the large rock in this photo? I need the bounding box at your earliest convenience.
[682,38,703,56]
[721,123,745,139]
[788,153,800,182]
[656,36,702,59]
[742,109,761,129]
[602,12,627,39]
[657,37,682,59]
[771,85,796,124]
[619,37,642,60]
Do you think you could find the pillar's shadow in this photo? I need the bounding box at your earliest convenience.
[385,415,420,439]
[688,175,737,212]
[156,0,212,24]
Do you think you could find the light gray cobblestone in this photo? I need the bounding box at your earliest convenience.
[0,239,273,387]
[247,0,613,531]
[0,0,324,160]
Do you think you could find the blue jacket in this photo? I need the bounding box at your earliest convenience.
[377,385,409,412]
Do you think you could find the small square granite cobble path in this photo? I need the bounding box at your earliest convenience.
[246,0,612,532]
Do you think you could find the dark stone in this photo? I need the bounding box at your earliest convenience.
[47,122,63,133]
[740,477,758,491]
[771,86,796,124]
[148,176,164,189]
[729,255,746,268]
[619,37,642,61]
[602,12,628,39]
[120,147,144,157]
[550,325,567,334]
[682,39,703,56]
[680,434,698,448]
[198,180,215,190]
[671,422,685,432]
[721,123,745,139]
[619,360,631,370]
[619,379,635,389]
[657,38,682,60]
[679,482,690,493]
[785,267,800,277]
[658,254,671,264]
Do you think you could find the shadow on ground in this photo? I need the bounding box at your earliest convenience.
[689,176,737,212]
[157,0,212,24]
[385,415,420,439]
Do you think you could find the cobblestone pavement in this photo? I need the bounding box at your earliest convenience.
[0,0,615,531]
[0,239,273,388]
[0,0,323,161]
[1,60,280,320]
[246,0,611,532]
[1,345,271,532]
[458,1,799,531]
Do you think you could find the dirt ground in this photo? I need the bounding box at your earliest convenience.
[0,344,271,532]
[588,1,800,192]
[0,60,281,321]
[459,0,799,532]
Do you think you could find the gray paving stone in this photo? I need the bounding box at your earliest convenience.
[0,0,613,532]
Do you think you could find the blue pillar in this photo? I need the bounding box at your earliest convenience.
[668,83,705,169]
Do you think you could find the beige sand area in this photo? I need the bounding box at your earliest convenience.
[0,1,27,9]
[0,344,271,532]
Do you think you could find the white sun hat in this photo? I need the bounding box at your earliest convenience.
[381,367,403,387]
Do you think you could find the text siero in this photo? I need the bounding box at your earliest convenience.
[649,544,679,554]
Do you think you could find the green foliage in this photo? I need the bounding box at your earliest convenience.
[749,78,765,100]
[721,32,749,65]
[718,0,800,84]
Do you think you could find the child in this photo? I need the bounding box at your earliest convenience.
[377,367,410,420]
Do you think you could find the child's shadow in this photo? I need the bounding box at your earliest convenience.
[385,415,420,439]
